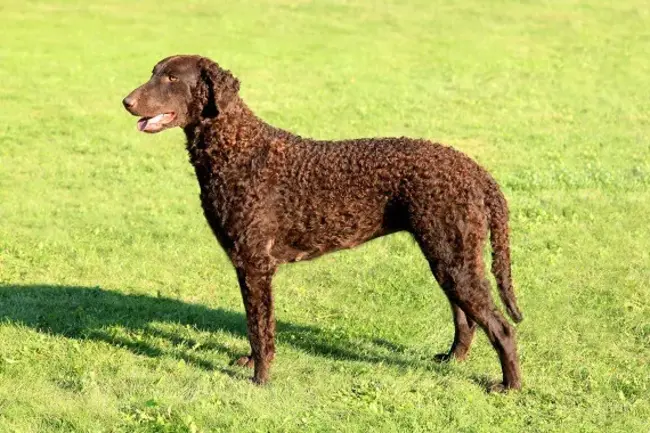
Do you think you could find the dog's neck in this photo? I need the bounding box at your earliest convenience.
[183,98,276,182]
[184,98,268,151]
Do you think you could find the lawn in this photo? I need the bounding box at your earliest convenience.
[1,0,649,431]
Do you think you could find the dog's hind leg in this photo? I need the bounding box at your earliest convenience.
[429,254,521,390]
[452,274,521,391]
[424,255,477,362]
[435,302,477,362]
[415,208,521,390]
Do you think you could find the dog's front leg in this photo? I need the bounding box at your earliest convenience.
[235,265,276,385]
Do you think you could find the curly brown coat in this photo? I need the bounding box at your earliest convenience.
[123,55,523,391]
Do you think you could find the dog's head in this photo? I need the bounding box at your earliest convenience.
[122,55,240,133]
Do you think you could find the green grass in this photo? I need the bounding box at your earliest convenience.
[1,0,649,431]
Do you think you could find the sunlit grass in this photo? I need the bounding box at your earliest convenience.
[0,0,648,431]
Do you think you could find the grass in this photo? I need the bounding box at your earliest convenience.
[1,0,649,431]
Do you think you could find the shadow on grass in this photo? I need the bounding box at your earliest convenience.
[0,284,449,376]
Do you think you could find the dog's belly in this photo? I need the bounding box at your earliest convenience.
[271,209,395,263]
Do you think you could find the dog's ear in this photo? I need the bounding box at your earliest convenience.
[198,58,240,118]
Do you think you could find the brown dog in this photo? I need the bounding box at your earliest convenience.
[123,55,523,391]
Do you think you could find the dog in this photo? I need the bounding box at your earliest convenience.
[123,55,523,391]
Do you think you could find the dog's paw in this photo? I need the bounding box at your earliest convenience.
[487,382,507,393]
[486,381,520,393]
[434,352,452,363]
[250,375,269,385]
[234,355,255,368]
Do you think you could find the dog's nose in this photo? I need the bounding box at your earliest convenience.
[122,96,136,109]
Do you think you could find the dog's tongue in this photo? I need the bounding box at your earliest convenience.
[137,114,165,132]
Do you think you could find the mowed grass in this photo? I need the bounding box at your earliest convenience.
[1,0,649,431]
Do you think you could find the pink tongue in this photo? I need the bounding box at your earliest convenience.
[136,114,165,132]
[137,118,148,131]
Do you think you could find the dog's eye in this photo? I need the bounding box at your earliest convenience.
[168,75,178,82]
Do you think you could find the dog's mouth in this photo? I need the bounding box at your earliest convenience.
[137,113,176,133]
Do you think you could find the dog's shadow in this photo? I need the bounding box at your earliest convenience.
[0,284,448,376]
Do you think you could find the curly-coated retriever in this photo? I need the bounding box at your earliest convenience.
[122,55,523,391]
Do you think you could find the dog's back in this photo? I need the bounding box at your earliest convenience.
[263,137,491,263]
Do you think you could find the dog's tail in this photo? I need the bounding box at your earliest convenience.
[485,175,523,323]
